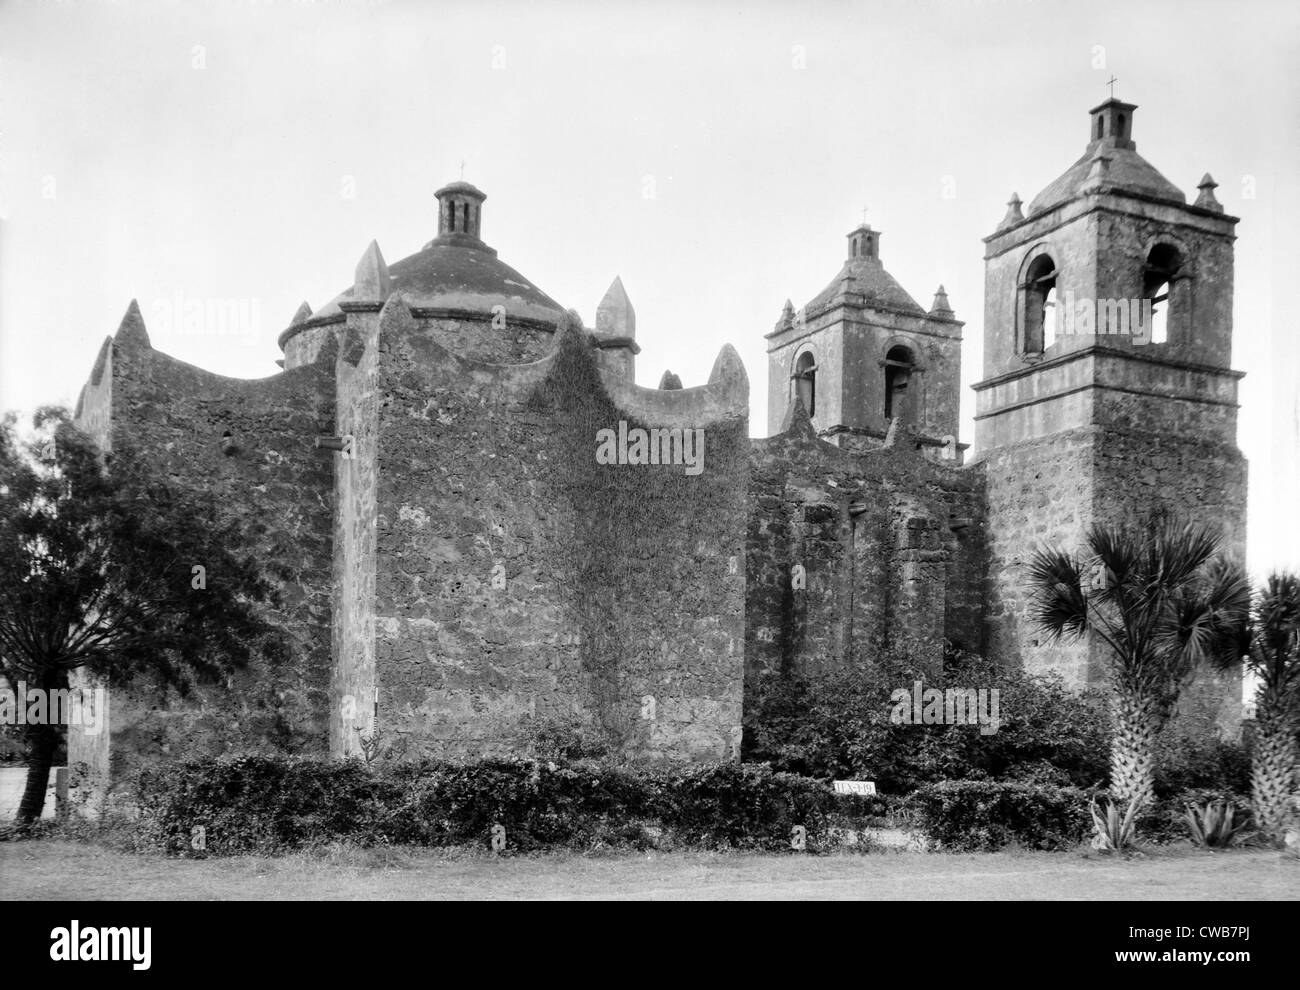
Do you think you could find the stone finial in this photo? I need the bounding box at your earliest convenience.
[999,193,1024,228]
[353,240,391,303]
[290,301,313,327]
[780,299,795,329]
[595,276,635,338]
[708,343,747,387]
[658,370,683,390]
[1195,172,1224,212]
[114,299,151,351]
[930,284,953,315]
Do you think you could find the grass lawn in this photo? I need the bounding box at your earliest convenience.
[2,840,1296,900]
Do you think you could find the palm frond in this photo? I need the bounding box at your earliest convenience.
[1026,547,1089,640]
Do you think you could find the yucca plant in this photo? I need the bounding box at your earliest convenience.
[1212,573,1300,845]
[1183,799,1250,848]
[1089,797,1141,851]
[1028,518,1250,819]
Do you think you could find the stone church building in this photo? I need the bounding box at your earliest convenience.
[69,99,1246,781]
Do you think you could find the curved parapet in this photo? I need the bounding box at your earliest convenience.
[373,295,576,397]
[595,339,748,429]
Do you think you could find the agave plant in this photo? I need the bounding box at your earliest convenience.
[1028,518,1250,816]
[1090,797,1141,852]
[1183,799,1250,848]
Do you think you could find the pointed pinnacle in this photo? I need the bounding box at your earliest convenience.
[115,299,151,350]
[1195,173,1223,212]
[354,240,391,302]
[596,276,635,337]
[658,370,683,391]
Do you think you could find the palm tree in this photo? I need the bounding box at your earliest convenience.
[1027,518,1250,815]
[1216,574,1300,843]
[0,408,284,829]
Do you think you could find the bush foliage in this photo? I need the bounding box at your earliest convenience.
[110,643,1256,856]
[907,780,1092,852]
[743,646,1112,790]
[127,755,886,856]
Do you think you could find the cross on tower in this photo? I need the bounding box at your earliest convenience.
[459,159,465,180]
[860,206,869,226]
[1106,75,1118,99]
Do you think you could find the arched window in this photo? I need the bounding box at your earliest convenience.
[793,351,817,417]
[852,240,858,258]
[884,345,916,423]
[1144,244,1183,345]
[1019,253,1057,354]
[1096,117,1104,140]
[1117,113,1126,137]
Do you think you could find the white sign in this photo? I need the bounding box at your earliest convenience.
[833,780,876,796]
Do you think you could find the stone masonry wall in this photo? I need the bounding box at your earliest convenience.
[368,304,748,762]
[745,404,986,700]
[332,310,381,756]
[1091,422,1248,724]
[980,428,1099,687]
[71,303,336,782]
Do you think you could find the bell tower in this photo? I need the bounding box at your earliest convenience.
[974,99,1247,706]
[766,216,964,460]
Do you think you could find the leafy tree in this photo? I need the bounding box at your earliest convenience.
[1214,573,1300,842]
[0,407,284,829]
[1027,518,1249,816]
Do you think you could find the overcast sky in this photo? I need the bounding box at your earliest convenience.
[1,0,1296,576]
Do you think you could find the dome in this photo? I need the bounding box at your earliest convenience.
[803,225,924,317]
[310,241,565,325]
[1026,99,1186,216]
[283,180,565,347]
[1026,146,1185,215]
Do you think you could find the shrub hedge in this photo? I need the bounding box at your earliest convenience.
[743,646,1112,790]
[127,755,888,856]
[907,780,1092,852]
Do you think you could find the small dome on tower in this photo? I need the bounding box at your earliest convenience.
[799,219,924,317]
[1027,100,1185,216]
